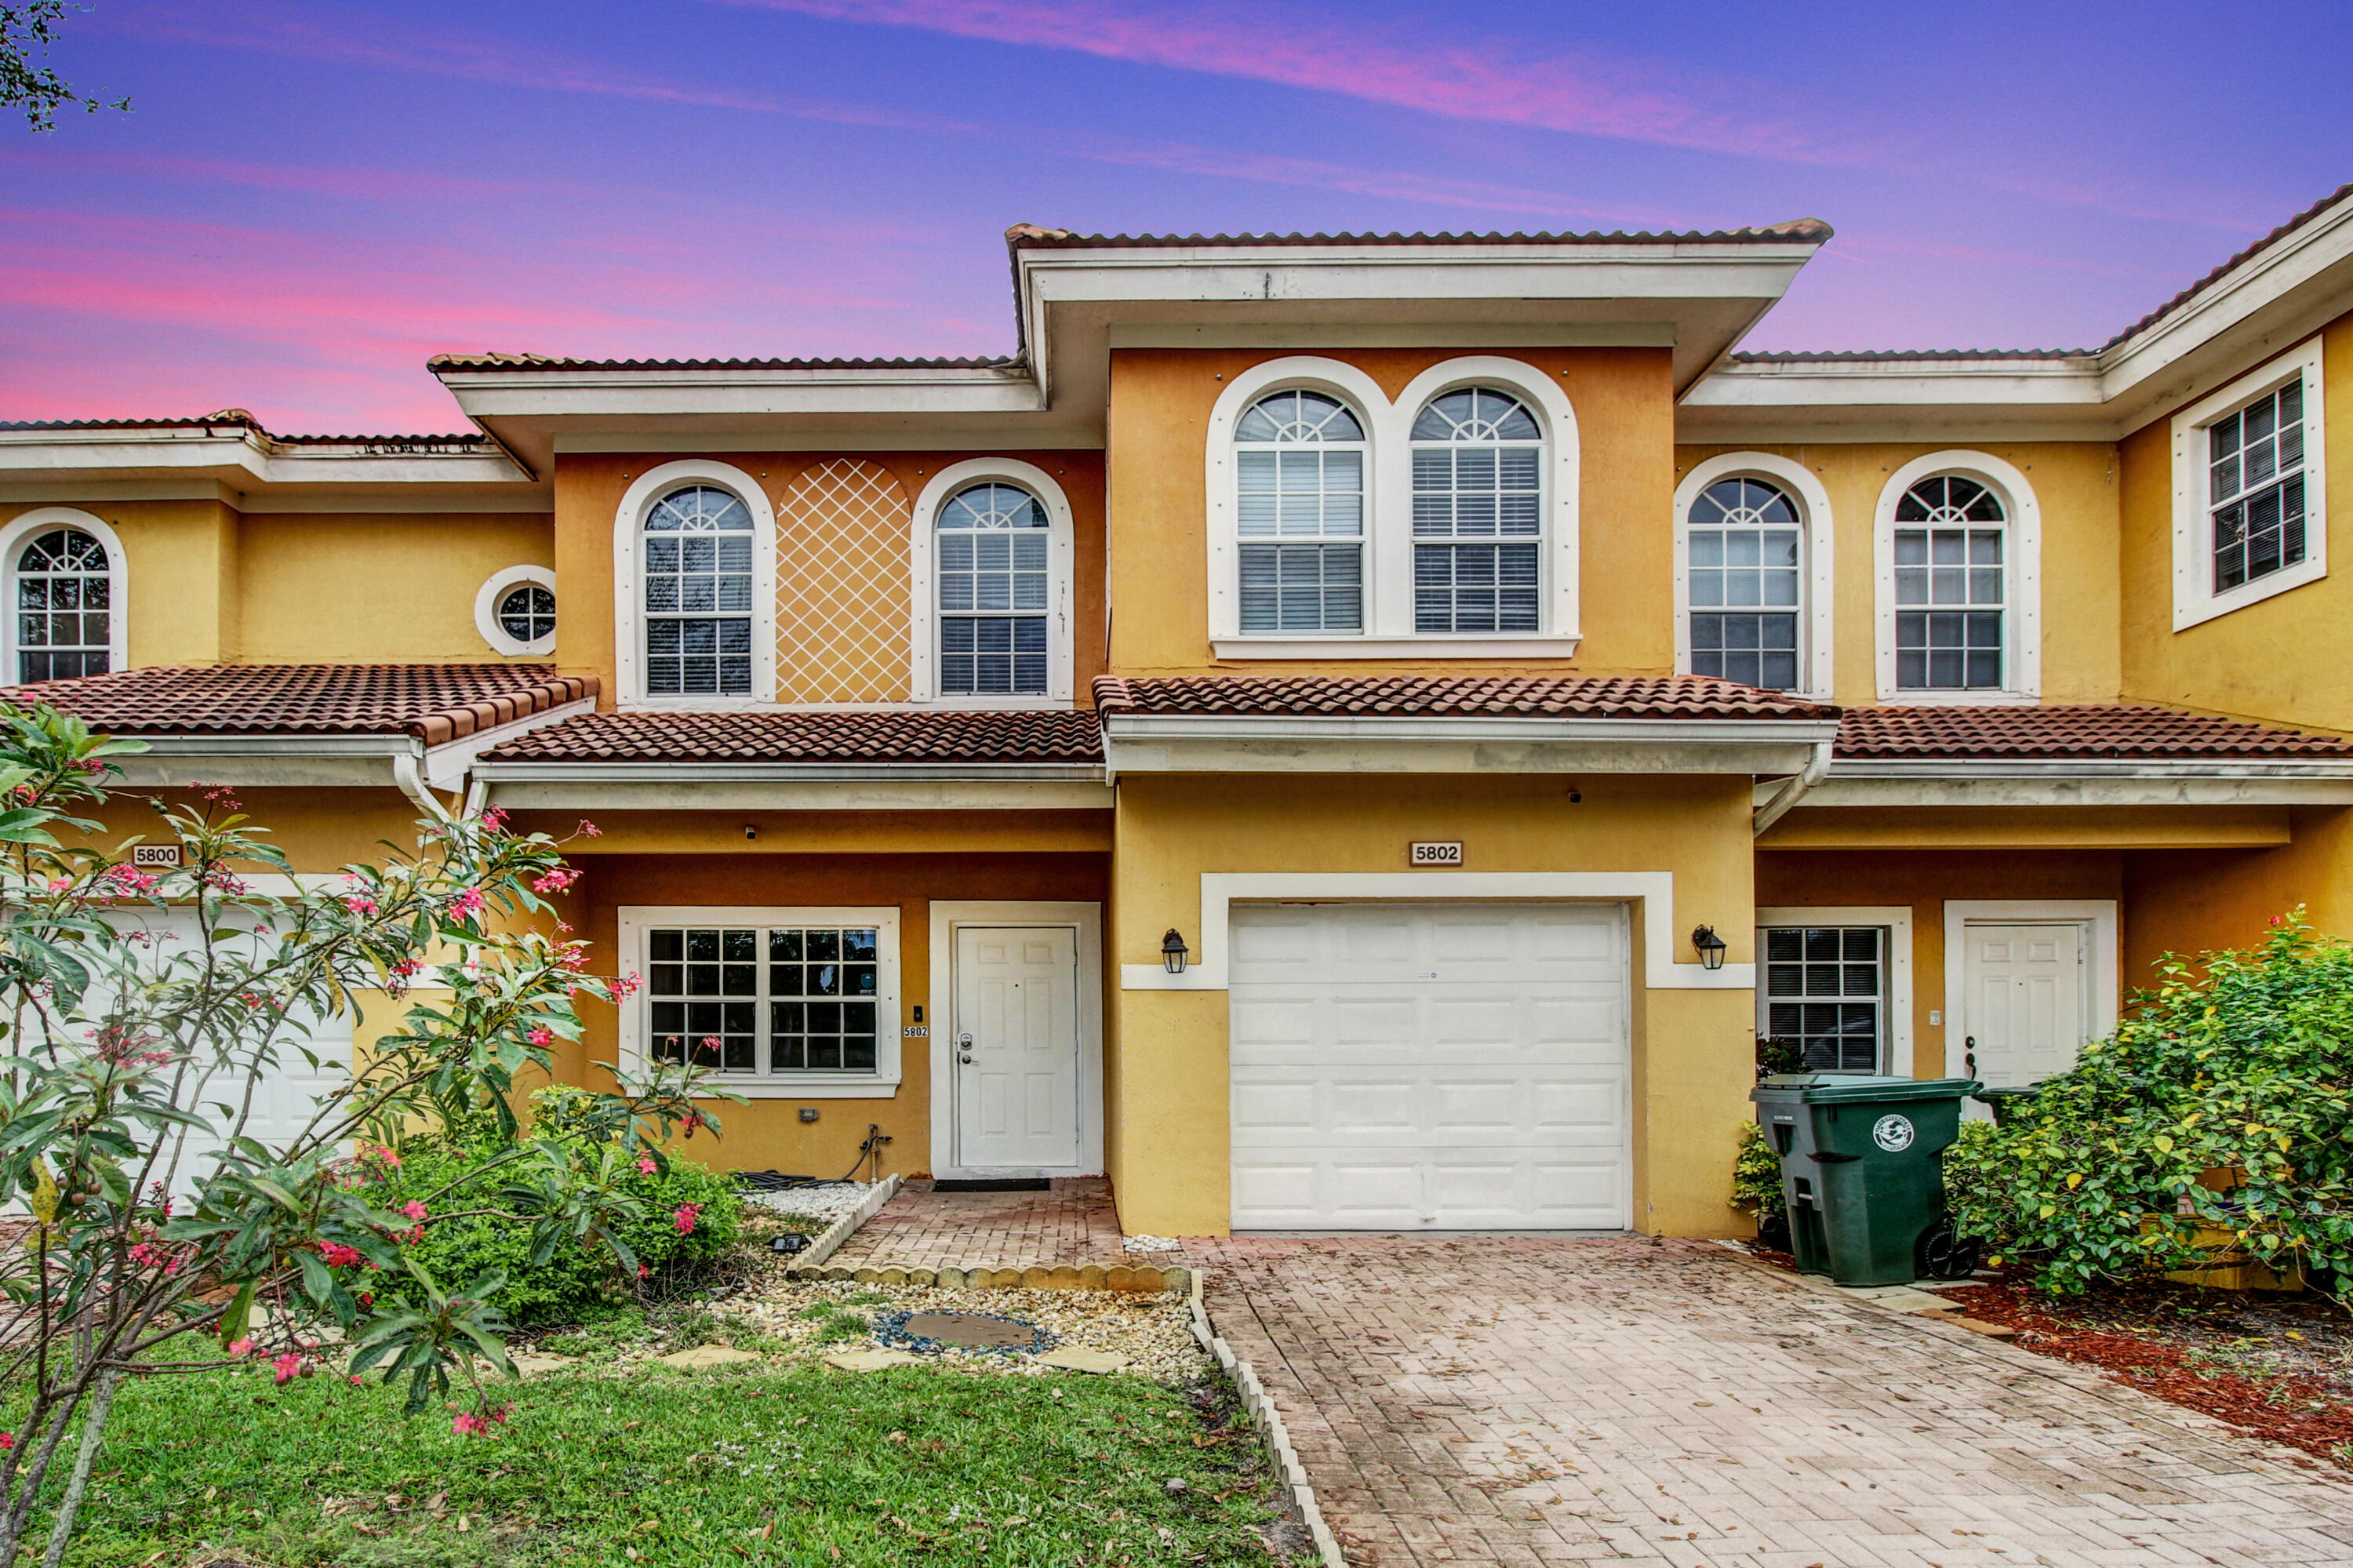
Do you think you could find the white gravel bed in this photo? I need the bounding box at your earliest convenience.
[740,1181,875,1225]
[635,1277,1208,1384]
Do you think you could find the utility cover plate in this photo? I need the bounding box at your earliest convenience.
[902,1312,1040,1348]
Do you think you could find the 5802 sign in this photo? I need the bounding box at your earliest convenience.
[1408,842,1464,867]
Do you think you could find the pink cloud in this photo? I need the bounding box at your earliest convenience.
[712,0,1846,163]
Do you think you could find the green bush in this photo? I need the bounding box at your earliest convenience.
[355,1088,744,1326]
[1731,1120,1784,1217]
[1947,914,2353,1294]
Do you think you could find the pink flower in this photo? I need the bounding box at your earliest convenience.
[636,1264,650,1279]
[0,1433,13,1451]
[272,1353,302,1384]
[449,886,486,919]
[101,865,160,898]
[44,876,70,893]
[319,1242,364,1268]
[635,1155,656,1175]
[453,1412,487,1437]
[368,1144,402,1168]
[576,819,602,839]
[344,893,377,915]
[527,1028,553,1047]
[349,1375,364,1386]
[532,868,578,894]
[227,1338,255,1359]
[481,806,509,829]
[673,1202,704,1235]
[401,1201,428,1222]
[610,973,644,999]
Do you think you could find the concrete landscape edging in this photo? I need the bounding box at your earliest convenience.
[1188,1270,1347,1568]
[782,1173,902,1275]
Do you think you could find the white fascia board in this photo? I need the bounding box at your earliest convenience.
[480,778,1112,811]
[471,760,1106,784]
[2099,196,2353,406]
[102,734,419,791]
[437,367,1044,422]
[1101,715,1838,775]
[1020,251,1816,308]
[0,429,533,493]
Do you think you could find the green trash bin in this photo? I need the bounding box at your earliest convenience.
[1971,1083,2044,1126]
[1748,1073,1979,1287]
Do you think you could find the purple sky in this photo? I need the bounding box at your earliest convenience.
[5,0,2348,434]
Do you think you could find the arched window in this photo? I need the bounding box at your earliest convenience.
[936,482,1050,695]
[1686,477,1803,690]
[1892,475,2006,691]
[1235,390,1365,634]
[1409,388,1541,633]
[642,485,754,696]
[14,527,112,683]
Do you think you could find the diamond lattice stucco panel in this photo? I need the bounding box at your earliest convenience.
[775,460,912,704]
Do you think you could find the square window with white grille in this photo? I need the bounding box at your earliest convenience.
[1762,926,1885,1075]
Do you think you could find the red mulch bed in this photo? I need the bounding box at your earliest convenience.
[1938,1277,2353,1464]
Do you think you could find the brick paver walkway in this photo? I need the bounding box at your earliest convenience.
[838,1185,2353,1565]
[831,1177,1131,1271]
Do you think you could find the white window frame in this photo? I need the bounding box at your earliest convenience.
[1872,450,2042,704]
[474,564,556,658]
[2169,337,2328,631]
[907,457,1077,707]
[1674,454,1835,700]
[1755,905,1913,1077]
[616,904,901,1099]
[1204,355,1581,657]
[612,460,779,709]
[0,507,128,686]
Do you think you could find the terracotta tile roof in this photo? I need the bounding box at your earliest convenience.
[1835,704,2353,761]
[1092,674,1837,721]
[6,665,595,747]
[2100,181,2353,352]
[1006,220,1835,250]
[478,709,1104,766]
[427,352,1019,374]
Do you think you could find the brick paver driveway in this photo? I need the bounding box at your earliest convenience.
[1185,1235,2353,1567]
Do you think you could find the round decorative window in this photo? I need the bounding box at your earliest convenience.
[497,582,555,643]
[475,566,557,656]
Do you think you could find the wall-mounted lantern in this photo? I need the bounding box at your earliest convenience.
[1691,925,1728,971]
[1161,929,1190,975]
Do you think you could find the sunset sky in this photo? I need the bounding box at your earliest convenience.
[5,0,2349,434]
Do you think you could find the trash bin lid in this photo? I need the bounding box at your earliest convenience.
[1751,1072,1980,1104]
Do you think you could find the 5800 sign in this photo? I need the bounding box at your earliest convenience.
[1408,842,1464,867]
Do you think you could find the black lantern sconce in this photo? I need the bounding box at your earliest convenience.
[1161,928,1190,975]
[1691,925,1728,971]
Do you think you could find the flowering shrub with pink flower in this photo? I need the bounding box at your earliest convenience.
[0,702,740,1564]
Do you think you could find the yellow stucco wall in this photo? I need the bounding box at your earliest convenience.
[0,498,242,667]
[1107,770,1759,1239]
[2117,310,2353,730]
[555,451,1108,708]
[1671,442,2122,707]
[2122,808,2353,974]
[235,514,553,664]
[1107,346,1676,676]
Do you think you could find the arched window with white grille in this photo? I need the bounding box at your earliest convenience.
[1686,476,1804,690]
[1409,388,1542,633]
[642,483,755,696]
[1235,390,1366,635]
[1891,475,2007,692]
[5,517,118,684]
[936,482,1052,696]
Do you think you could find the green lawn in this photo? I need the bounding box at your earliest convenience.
[42,1359,1294,1566]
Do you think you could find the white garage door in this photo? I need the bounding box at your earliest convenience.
[1229,901,1631,1231]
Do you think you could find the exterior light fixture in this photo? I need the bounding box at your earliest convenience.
[1161,929,1190,975]
[1692,925,1728,971]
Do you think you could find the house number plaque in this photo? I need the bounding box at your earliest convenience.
[1408,842,1464,867]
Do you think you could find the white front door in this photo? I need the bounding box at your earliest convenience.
[1227,901,1631,1231]
[951,925,1081,1171]
[1962,922,2087,1088]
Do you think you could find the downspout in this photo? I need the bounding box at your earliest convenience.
[391,751,452,821]
[1752,737,1833,838]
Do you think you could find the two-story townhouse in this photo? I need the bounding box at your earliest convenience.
[5,187,2351,1244]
